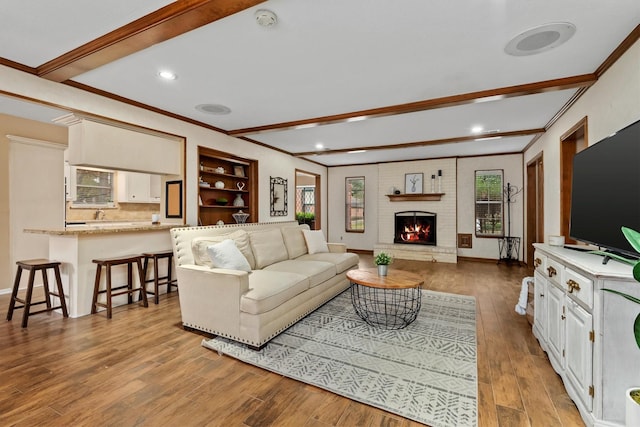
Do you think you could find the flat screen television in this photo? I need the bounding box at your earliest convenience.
[569,117,640,259]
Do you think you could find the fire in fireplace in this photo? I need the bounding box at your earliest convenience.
[394,211,436,245]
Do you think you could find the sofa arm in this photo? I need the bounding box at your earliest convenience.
[327,243,347,253]
[175,264,250,336]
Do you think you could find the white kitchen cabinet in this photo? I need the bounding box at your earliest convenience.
[117,171,161,203]
[532,244,640,426]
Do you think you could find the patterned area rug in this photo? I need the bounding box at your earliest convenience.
[202,289,477,427]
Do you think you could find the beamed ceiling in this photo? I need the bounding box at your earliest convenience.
[0,0,639,166]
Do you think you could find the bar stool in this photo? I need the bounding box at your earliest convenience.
[91,255,148,319]
[142,250,178,304]
[6,259,69,327]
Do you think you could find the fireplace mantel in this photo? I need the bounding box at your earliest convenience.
[386,193,444,202]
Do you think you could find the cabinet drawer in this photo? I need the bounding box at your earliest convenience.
[533,251,546,275]
[545,258,563,287]
[565,268,593,309]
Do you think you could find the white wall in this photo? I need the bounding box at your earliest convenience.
[523,39,640,243]
[457,154,524,261]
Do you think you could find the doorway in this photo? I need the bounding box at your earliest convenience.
[560,117,588,244]
[526,154,544,268]
[295,169,321,230]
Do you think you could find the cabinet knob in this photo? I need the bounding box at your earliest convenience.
[534,257,542,268]
[561,314,566,320]
[547,266,557,277]
[567,279,581,293]
[539,293,544,298]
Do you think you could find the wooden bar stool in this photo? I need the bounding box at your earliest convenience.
[142,250,178,304]
[6,259,69,327]
[91,255,148,319]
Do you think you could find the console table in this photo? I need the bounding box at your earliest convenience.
[532,243,640,426]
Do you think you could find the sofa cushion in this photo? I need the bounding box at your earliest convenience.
[281,225,308,259]
[297,252,359,274]
[249,228,289,269]
[240,270,309,315]
[302,229,329,254]
[206,239,252,272]
[264,259,335,288]
[192,230,255,269]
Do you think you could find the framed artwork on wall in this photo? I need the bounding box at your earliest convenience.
[270,176,288,216]
[405,173,423,194]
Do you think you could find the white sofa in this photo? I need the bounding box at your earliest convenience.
[170,221,359,348]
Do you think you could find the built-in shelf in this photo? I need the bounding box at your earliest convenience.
[386,193,444,202]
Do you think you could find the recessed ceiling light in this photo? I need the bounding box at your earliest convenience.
[255,9,277,27]
[471,125,484,134]
[158,70,177,80]
[315,143,324,150]
[505,22,576,56]
[195,104,232,115]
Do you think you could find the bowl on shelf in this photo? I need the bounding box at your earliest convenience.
[214,197,228,206]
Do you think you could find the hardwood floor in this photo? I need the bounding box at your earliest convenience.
[0,255,584,426]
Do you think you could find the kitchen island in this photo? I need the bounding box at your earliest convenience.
[25,223,183,317]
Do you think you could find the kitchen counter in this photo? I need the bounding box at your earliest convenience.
[25,222,185,317]
[25,222,180,236]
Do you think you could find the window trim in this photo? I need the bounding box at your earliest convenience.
[69,166,116,208]
[345,176,365,233]
[474,169,504,238]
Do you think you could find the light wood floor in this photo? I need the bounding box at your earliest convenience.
[0,255,584,426]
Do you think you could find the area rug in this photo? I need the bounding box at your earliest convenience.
[202,289,477,427]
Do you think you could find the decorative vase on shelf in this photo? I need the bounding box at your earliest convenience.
[214,181,224,189]
[232,210,250,224]
[377,265,388,276]
[233,193,244,207]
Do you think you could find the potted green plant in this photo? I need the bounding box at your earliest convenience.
[296,212,315,227]
[593,226,640,421]
[374,252,392,276]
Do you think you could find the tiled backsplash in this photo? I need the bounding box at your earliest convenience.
[66,202,160,222]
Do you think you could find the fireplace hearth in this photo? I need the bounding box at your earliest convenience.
[394,211,436,245]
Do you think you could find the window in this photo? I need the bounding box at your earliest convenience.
[346,177,365,232]
[475,170,503,237]
[70,167,115,207]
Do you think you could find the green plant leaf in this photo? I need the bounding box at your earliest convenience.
[622,227,640,253]
[603,288,640,305]
[634,313,640,350]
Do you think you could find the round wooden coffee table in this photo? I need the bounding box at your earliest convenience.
[347,268,424,329]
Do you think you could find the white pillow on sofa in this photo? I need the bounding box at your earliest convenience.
[302,230,329,254]
[206,239,252,272]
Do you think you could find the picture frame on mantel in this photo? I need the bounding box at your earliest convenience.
[405,173,423,194]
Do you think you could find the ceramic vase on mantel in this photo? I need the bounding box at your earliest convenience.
[377,265,388,276]
[627,388,640,426]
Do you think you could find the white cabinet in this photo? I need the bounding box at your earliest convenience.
[532,244,639,426]
[546,281,566,369]
[565,298,593,411]
[117,171,161,203]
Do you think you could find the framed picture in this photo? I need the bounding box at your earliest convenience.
[405,173,423,194]
[233,165,245,177]
[166,180,183,218]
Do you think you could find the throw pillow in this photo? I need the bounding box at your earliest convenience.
[248,228,289,269]
[302,229,329,254]
[191,230,255,269]
[281,225,308,259]
[206,239,252,272]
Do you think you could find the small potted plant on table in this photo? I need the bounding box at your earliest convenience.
[374,252,392,276]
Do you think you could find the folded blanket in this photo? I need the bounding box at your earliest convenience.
[515,276,534,315]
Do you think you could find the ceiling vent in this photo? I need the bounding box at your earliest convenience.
[505,22,576,56]
[195,104,231,115]
[255,9,278,28]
